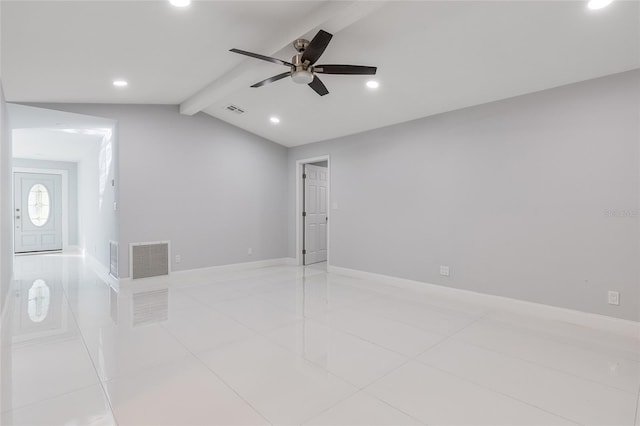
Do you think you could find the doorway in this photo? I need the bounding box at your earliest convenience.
[296,156,330,266]
[14,172,63,253]
[9,104,118,276]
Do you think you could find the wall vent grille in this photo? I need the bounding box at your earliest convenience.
[225,104,246,114]
[109,241,119,278]
[130,242,169,280]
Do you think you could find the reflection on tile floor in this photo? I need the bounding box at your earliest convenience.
[1,253,639,425]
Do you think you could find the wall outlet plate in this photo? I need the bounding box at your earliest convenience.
[440,265,450,276]
[608,291,620,306]
[247,248,253,255]
[175,255,181,264]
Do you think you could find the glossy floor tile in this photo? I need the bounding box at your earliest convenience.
[303,392,423,425]
[451,316,640,393]
[197,335,357,424]
[0,385,116,426]
[161,305,257,354]
[355,293,482,335]
[248,274,381,319]
[365,362,579,425]
[6,336,100,411]
[211,294,301,332]
[104,356,268,425]
[2,252,639,426]
[317,308,447,356]
[80,322,193,381]
[418,340,637,425]
[264,319,408,388]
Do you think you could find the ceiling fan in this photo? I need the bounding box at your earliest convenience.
[229,29,377,96]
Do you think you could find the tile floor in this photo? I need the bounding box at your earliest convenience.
[1,253,639,425]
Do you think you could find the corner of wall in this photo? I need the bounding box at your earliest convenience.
[0,80,14,320]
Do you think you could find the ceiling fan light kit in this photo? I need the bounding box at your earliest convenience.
[230,29,377,96]
[291,69,314,85]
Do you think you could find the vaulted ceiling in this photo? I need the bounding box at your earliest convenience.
[2,1,638,146]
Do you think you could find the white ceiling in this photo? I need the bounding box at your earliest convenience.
[2,1,639,147]
[9,103,116,130]
[13,128,102,162]
[9,104,113,162]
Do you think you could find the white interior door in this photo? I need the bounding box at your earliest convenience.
[304,164,328,265]
[14,172,63,253]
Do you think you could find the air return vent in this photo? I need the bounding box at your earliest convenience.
[224,104,246,114]
[130,241,170,280]
[109,241,119,278]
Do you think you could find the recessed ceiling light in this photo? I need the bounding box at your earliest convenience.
[112,80,128,87]
[587,0,613,10]
[270,116,280,124]
[366,80,380,89]
[169,0,191,7]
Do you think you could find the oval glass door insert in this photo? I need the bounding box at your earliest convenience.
[28,279,50,323]
[28,184,51,227]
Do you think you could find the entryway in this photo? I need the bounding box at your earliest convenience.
[9,103,118,274]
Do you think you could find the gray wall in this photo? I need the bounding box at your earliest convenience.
[0,82,12,318]
[12,158,78,246]
[33,105,289,278]
[76,131,117,271]
[288,70,640,321]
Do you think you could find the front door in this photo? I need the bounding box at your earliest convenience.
[303,164,328,265]
[14,172,63,253]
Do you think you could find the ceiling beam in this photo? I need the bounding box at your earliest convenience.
[179,1,388,116]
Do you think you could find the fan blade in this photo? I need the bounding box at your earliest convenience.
[229,48,293,67]
[301,30,333,65]
[251,72,291,88]
[308,75,329,96]
[315,65,377,75]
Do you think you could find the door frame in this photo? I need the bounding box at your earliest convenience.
[13,167,69,251]
[295,155,330,267]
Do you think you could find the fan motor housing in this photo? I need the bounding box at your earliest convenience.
[290,53,314,84]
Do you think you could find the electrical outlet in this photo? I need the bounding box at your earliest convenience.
[247,248,253,255]
[440,265,450,276]
[608,291,619,306]
[175,255,181,264]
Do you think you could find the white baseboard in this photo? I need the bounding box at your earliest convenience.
[84,253,119,290]
[282,257,298,266]
[328,265,640,339]
[118,257,296,287]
